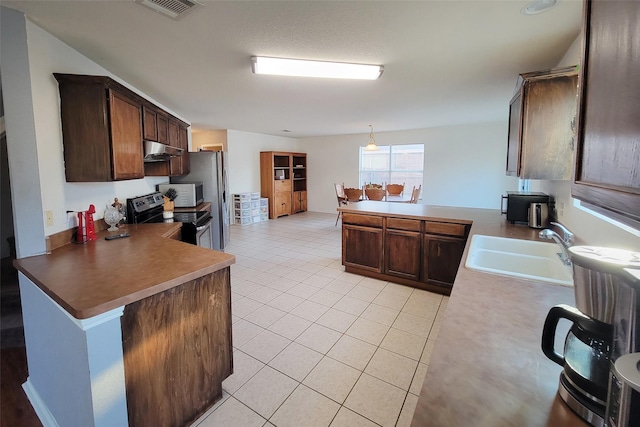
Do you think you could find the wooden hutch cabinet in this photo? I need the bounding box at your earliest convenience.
[506,66,578,180]
[573,0,640,225]
[260,152,307,219]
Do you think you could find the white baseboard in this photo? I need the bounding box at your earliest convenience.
[22,378,60,427]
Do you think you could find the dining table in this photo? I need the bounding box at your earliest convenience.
[385,194,412,203]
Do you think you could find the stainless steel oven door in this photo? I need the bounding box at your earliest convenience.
[195,220,213,250]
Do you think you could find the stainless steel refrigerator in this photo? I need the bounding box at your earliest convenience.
[171,151,230,251]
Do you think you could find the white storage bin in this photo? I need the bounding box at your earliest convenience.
[251,192,260,200]
[235,216,252,225]
[234,201,251,210]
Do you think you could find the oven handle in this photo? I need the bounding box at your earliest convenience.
[196,216,212,231]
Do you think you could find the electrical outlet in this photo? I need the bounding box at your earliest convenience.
[45,210,54,227]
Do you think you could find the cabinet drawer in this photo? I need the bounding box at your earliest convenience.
[424,221,467,237]
[342,214,383,228]
[386,218,421,232]
[274,180,292,192]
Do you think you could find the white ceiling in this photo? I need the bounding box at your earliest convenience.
[3,0,582,138]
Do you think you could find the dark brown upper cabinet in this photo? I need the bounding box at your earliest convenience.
[54,74,145,182]
[573,0,640,225]
[55,73,191,181]
[507,66,578,180]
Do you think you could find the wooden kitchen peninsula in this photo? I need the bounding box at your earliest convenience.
[338,201,473,295]
[13,223,235,427]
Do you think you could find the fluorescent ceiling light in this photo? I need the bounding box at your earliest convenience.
[251,56,384,80]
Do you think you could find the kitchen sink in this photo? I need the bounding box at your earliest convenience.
[465,235,574,286]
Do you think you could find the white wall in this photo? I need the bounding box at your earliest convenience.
[1,8,47,258]
[302,122,518,214]
[192,129,227,152]
[530,36,640,249]
[1,8,192,257]
[226,129,299,195]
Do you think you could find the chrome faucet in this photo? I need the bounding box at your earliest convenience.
[539,222,574,266]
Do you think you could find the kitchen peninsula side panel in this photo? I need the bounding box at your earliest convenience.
[121,269,232,427]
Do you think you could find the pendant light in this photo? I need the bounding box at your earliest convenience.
[365,125,378,151]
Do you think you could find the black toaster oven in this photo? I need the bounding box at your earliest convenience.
[501,191,550,224]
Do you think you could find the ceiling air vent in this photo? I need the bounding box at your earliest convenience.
[136,0,201,20]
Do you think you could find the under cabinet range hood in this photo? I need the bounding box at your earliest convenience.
[144,140,184,162]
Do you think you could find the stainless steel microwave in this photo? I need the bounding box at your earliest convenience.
[158,182,204,207]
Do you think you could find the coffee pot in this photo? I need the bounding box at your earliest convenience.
[542,246,640,427]
[528,202,549,229]
[542,304,612,426]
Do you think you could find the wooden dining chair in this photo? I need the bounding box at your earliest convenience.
[335,183,348,226]
[364,184,386,201]
[386,183,405,196]
[409,185,422,204]
[344,187,364,202]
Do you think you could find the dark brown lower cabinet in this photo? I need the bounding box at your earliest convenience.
[385,229,421,281]
[422,234,467,287]
[121,269,232,427]
[343,224,383,272]
[342,213,469,295]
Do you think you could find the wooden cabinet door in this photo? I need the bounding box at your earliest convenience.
[343,224,383,272]
[506,91,523,176]
[142,106,157,141]
[506,67,577,180]
[384,229,421,280]
[293,192,302,213]
[157,113,169,144]
[108,90,144,180]
[274,191,291,217]
[168,120,189,176]
[300,191,307,212]
[520,74,577,180]
[422,234,465,287]
[168,119,179,146]
[178,125,190,175]
[573,0,640,225]
[293,191,307,213]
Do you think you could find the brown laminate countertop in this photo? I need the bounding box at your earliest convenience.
[339,202,586,427]
[13,223,235,320]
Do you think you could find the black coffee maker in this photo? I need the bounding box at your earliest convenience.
[542,246,640,427]
[542,304,612,426]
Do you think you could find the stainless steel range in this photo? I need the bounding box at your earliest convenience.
[126,192,213,249]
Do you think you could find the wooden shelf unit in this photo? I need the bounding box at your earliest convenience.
[260,152,307,219]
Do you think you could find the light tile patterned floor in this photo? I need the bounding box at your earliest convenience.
[192,212,448,427]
